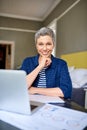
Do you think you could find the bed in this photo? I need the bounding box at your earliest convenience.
[61,51,87,108]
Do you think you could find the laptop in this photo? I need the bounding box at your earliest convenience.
[0,69,44,115]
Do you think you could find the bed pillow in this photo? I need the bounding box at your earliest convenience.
[68,66,75,73]
[71,76,87,88]
[69,68,87,88]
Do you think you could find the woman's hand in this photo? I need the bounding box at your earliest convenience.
[39,56,52,68]
[28,86,37,94]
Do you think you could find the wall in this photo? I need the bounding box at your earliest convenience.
[0,17,43,69]
[44,0,87,57]
[44,0,78,25]
[56,0,87,56]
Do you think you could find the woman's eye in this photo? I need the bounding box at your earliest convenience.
[39,43,43,46]
[47,43,52,45]
[38,43,43,45]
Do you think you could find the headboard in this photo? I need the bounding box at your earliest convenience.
[61,51,87,68]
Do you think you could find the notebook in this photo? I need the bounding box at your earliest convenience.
[0,69,44,115]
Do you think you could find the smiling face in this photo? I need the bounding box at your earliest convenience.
[36,35,54,58]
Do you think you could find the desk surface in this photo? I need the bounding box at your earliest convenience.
[0,100,87,130]
[53,99,87,113]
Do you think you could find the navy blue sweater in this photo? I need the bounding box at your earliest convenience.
[20,55,72,98]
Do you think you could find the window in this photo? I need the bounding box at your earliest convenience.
[47,20,57,56]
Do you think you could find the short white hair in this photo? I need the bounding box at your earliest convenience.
[35,27,55,44]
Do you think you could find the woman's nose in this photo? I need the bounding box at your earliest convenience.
[43,45,47,50]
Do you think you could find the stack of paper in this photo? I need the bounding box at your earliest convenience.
[29,94,65,103]
[0,104,87,130]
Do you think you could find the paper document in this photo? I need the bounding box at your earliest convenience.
[29,94,65,103]
[0,104,87,130]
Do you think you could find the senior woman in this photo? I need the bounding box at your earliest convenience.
[20,27,72,99]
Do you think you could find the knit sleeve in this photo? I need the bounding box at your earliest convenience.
[59,62,72,99]
[20,58,31,74]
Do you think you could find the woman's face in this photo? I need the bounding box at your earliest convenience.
[36,35,54,58]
